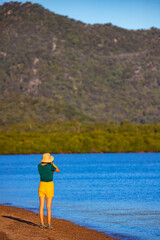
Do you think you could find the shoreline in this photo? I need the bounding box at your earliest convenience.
[0,152,159,155]
[0,204,119,240]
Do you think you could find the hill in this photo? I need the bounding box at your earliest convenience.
[0,1,160,126]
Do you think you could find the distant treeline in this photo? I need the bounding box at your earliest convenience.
[0,122,159,154]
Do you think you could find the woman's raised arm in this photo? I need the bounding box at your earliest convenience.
[51,162,60,172]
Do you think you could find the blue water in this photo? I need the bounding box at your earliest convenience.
[0,153,160,240]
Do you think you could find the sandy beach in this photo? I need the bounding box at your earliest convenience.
[0,205,118,240]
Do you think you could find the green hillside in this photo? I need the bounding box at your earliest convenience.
[0,1,160,125]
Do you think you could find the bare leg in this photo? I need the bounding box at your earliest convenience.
[39,197,45,225]
[46,197,53,225]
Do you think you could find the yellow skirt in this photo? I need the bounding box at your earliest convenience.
[38,181,54,198]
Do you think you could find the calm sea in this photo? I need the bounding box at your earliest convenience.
[0,153,160,240]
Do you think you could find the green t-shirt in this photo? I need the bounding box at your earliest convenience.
[38,163,56,182]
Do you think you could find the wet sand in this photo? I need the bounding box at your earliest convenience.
[0,205,118,240]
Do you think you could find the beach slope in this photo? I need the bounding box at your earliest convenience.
[0,205,118,240]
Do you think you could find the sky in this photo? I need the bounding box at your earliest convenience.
[0,0,160,30]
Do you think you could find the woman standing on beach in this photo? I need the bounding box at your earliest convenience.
[38,153,60,229]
